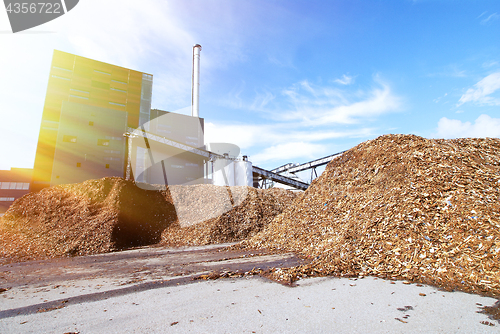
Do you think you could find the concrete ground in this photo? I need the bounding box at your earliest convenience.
[0,244,499,333]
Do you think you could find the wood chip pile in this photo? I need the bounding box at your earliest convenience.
[161,186,299,246]
[0,178,297,263]
[0,177,176,262]
[242,134,500,297]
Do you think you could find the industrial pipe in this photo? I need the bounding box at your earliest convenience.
[191,44,202,118]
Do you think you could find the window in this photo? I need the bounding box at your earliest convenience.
[69,95,89,100]
[111,79,127,85]
[76,162,81,167]
[94,70,111,75]
[89,121,94,126]
[0,197,15,202]
[109,102,126,107]
[105,164,110,169]
[110,87,127,93]
[97,139,110,146]
[53,66,72,72]
[69,88,89,94]
[63,135,77,143]
[0,182,29,190]
[51,75,70,81]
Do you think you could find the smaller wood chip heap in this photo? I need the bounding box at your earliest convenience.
[0,177,176,262]
[161,186,298,246]
[243,134,500,297]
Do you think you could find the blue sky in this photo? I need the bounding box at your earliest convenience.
[0,0,499,173]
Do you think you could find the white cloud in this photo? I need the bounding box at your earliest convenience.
[482,60,499,68]
[204,122,268,150]
[433,93,448,104]
[436,114,500,139]
[477,11,488,19]
[268,55,296,69]
[203,120,375,165]
[53,0,259,110]
[426,64,467,78]
[280,78,401,125]
[204,121,371,149]
[207,76,401,165]
[457,72,500,106]
[55,0,198,109]
[250,91,276,110]
[480,12,499,25]
[334,74,354,85]
[252,142,326,163]
[58,0,193,69]
[217,76,401,127]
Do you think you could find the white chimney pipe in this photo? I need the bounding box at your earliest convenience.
[191,44,202,118]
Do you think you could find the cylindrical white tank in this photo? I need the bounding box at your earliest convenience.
[212,158,235,186]
[234,160,253,187]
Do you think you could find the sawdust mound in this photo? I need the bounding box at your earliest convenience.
[244,134,500,297]
[161,186,299,246]
[0,177,176,262]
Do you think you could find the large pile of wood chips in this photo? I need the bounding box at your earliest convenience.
[242,134,500,297]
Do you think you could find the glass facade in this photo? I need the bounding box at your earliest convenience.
[32,50,153,192]
[49,102,128,187]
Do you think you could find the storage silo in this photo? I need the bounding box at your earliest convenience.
[234,156,253,187]
[212,157,235,186]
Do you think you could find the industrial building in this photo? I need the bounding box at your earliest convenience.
[31,50,153,192]
[0,47,311,215]
[132,109,205,186]
[28,49,210,191]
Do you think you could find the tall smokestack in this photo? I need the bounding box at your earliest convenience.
[191,44,202,118]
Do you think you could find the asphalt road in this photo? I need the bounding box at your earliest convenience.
[0,244,499,333]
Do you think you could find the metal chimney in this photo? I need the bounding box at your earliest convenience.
[191,44,202,118]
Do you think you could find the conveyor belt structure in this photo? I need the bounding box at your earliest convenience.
[124,128,309,190]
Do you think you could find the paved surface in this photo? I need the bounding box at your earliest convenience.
[0,243,302,313]
[0,244,499,333]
